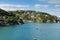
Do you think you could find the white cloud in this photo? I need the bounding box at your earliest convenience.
[34,4,49,8]
[38,0,60,4]
[48,0,60,4]
[46,9,60,17]
[0,4,29,11]
[55,5,60,8]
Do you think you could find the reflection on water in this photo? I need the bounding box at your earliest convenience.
[0,23,60,40]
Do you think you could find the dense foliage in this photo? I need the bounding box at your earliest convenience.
[0,9,24,26]
[8,10,59,23]
[0,8,59,26]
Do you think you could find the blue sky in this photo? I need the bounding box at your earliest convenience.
[0,0,60,17]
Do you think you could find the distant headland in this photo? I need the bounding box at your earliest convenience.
[0,9,60,26]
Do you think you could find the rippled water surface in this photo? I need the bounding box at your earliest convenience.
[0,23,60,40]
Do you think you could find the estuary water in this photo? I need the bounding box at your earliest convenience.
[0,23,60,40]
